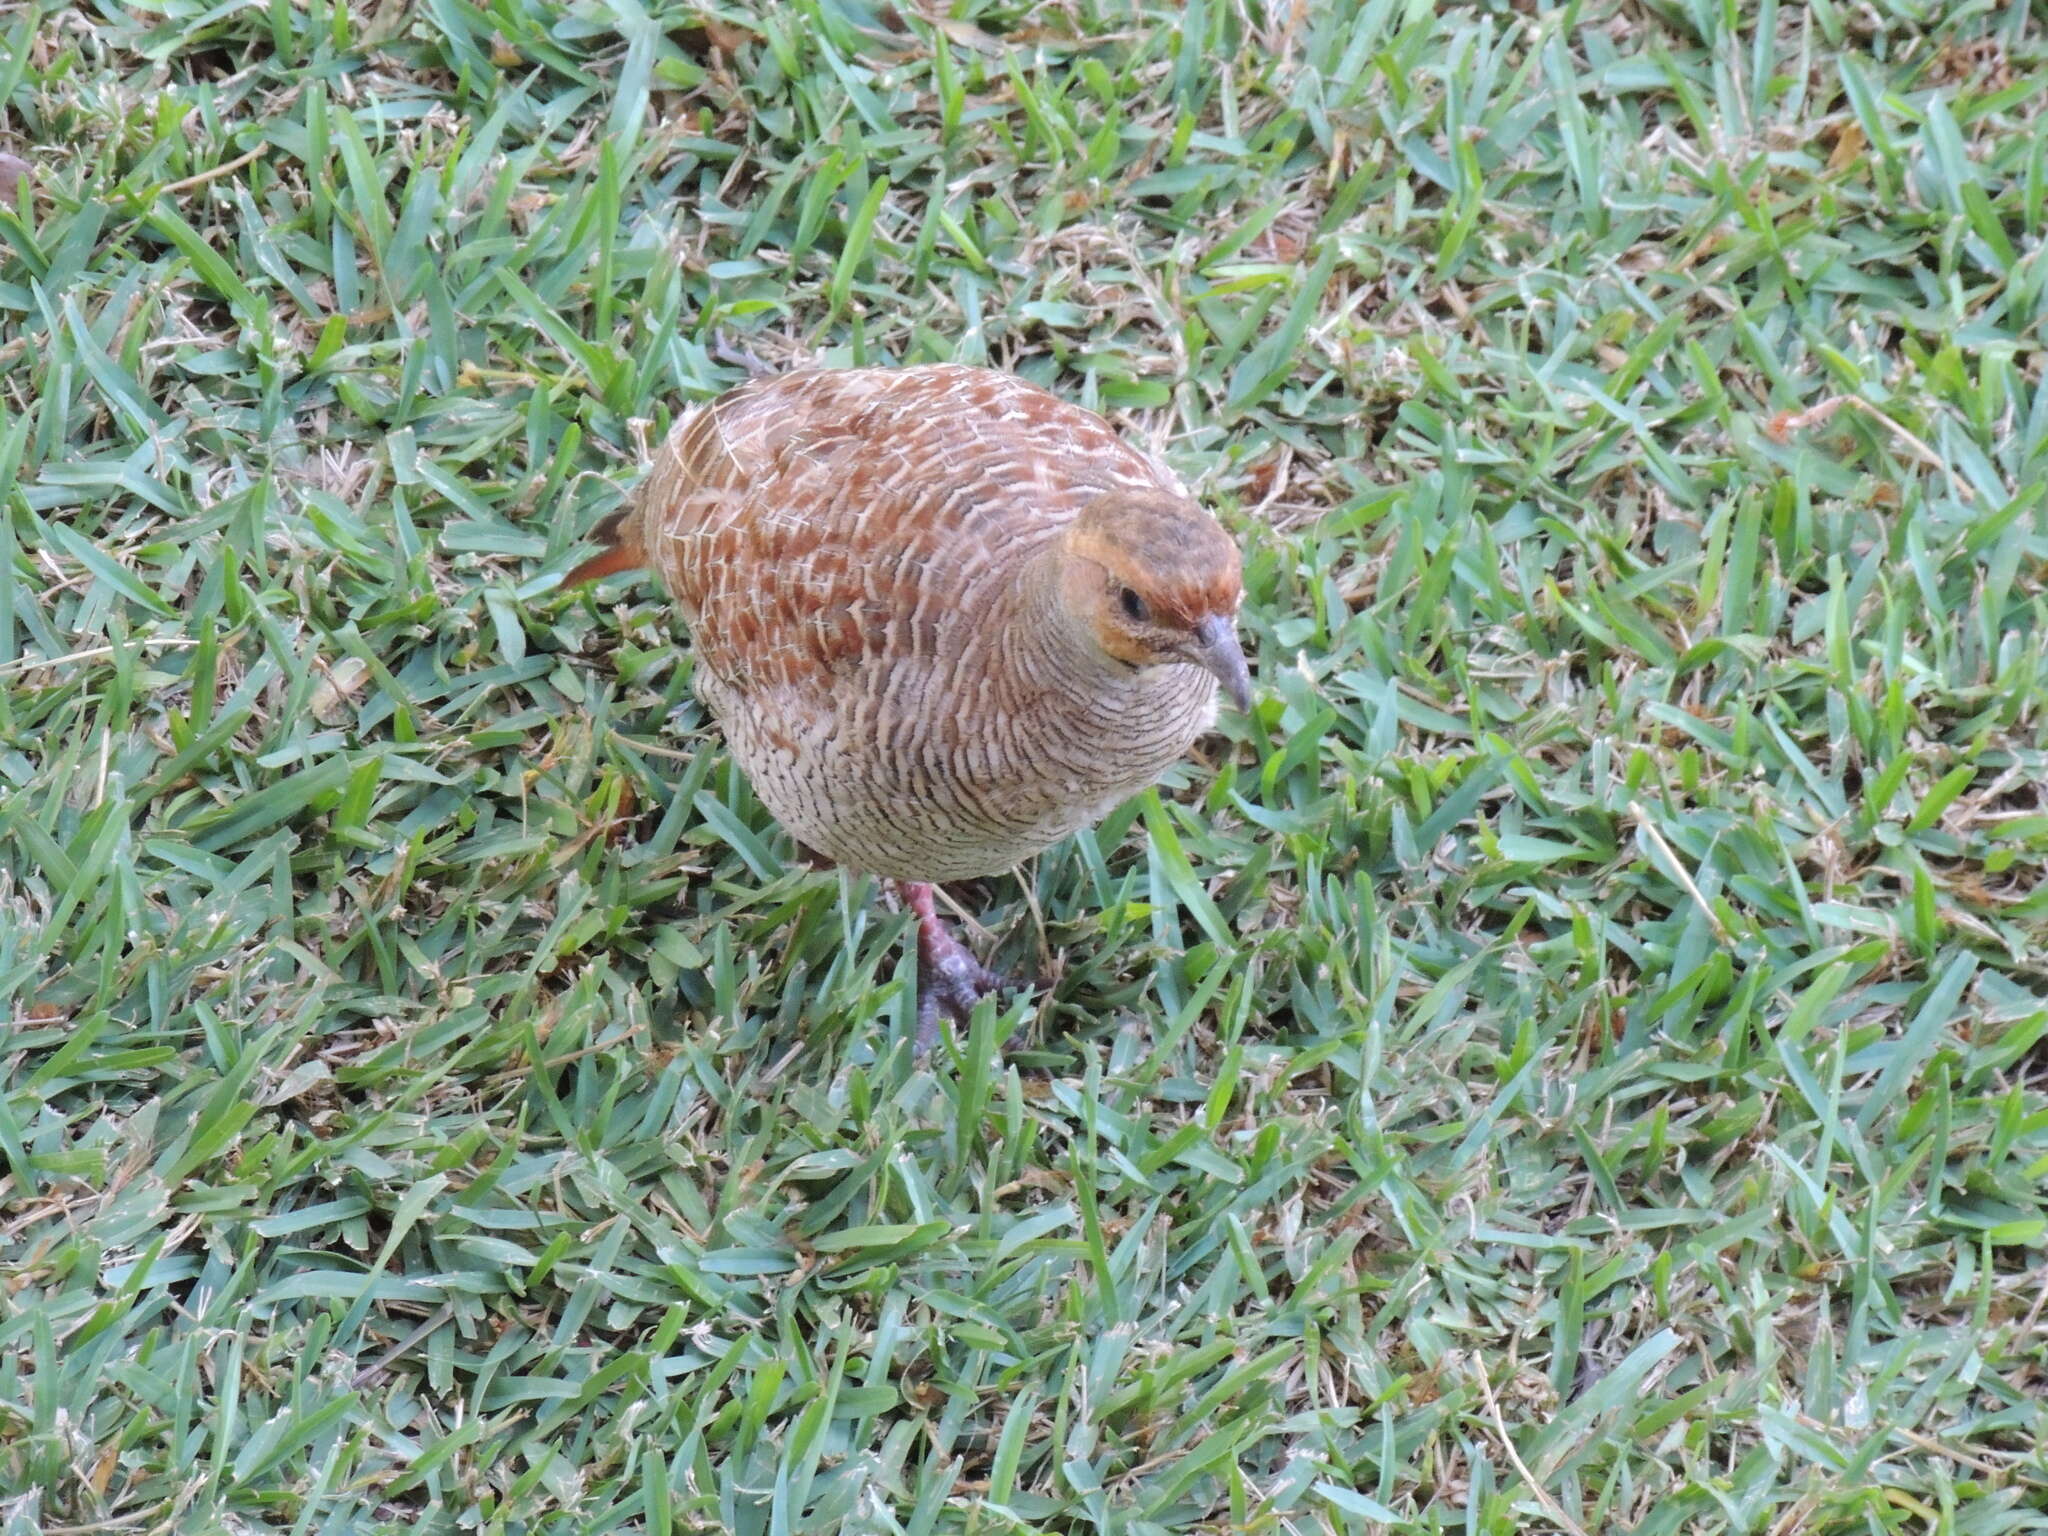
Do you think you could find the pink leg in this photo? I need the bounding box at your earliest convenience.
[896,881,1007,1048]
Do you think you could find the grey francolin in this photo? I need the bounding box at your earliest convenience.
[566,364,1251,1041]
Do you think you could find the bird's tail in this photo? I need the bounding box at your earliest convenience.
[562,502,646,587]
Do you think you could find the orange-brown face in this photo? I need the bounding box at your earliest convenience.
[1060,493,1253,711]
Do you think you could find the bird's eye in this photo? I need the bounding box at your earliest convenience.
[1118,587,1150,623]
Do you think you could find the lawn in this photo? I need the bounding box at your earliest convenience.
[4,0,2047,1530]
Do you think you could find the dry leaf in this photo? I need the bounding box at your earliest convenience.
[1827,121,1865,175]
[310,656,370,722]
[0,153,29,209]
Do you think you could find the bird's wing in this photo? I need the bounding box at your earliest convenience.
[650,367,1171,709]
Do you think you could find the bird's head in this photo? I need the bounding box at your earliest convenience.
[1057,491,1252,713]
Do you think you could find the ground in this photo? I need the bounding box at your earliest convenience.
[3,0,2047,1532]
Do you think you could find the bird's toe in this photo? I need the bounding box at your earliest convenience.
[914,953,1017,1053]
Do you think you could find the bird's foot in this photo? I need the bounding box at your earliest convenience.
[915,944,1008,1051]
[896,881,1015,1052]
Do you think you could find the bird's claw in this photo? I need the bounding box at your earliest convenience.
[896,879,1029,1054]
[914,945,1010,1052]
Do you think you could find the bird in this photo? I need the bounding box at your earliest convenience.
[564,363,1251,1043]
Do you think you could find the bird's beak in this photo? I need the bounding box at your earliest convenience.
[1190,613,1253,714]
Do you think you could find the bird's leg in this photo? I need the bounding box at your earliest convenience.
[896,881,1006,1049]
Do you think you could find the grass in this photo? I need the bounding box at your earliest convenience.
[3,0,2048,1529]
